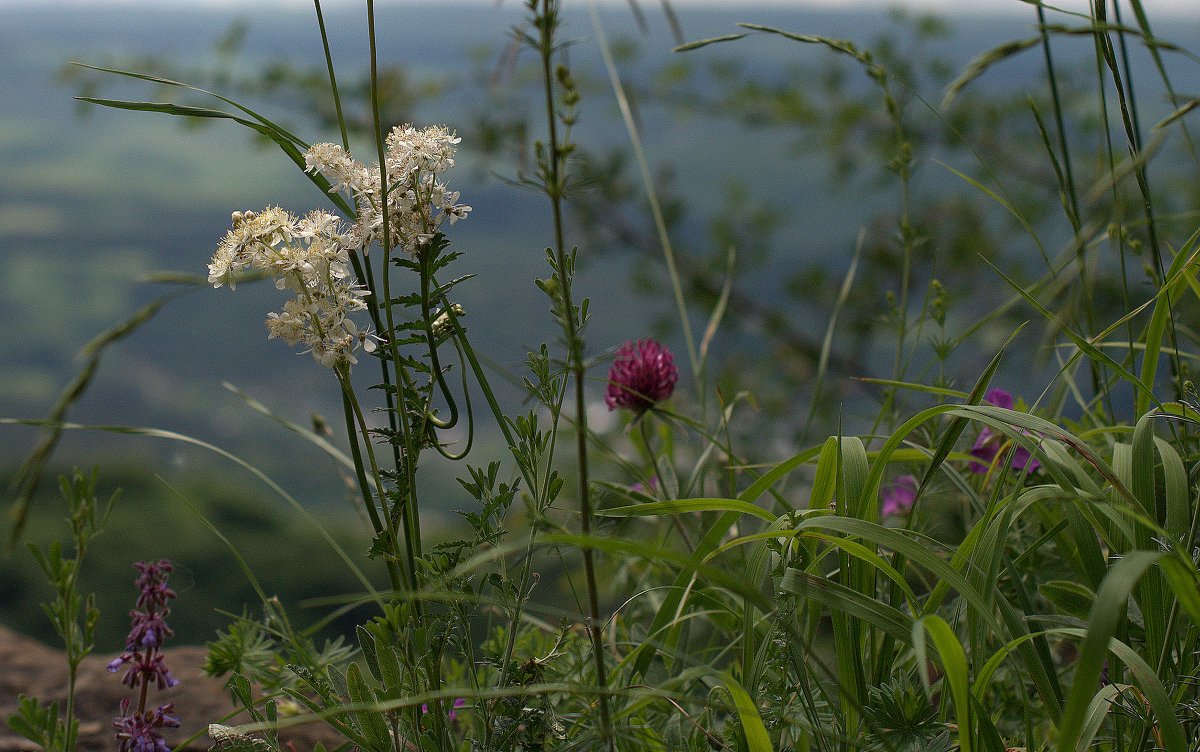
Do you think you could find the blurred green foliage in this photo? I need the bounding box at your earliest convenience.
[1,462,388,649]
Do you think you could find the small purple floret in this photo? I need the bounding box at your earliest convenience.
[421,698,467,723]
[605,339,679,413]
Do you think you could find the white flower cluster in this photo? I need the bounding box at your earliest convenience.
[208,207,377,368]
[431,303,465,338]
[304,124,471,256]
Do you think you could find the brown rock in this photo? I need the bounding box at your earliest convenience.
[0,626,345,752]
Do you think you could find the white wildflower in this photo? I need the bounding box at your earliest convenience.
[214,124,467,370]
[304,123,469,258]
[211,205,375,369]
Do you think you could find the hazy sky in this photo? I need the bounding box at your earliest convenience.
[24,0,1200,17]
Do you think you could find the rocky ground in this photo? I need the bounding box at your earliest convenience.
[0,626,344,752]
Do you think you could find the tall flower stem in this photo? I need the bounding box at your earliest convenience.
[638,417,693,552]
[365,0,424,592]
[311,0,407,512]
[337,365,407,594]
[532,0,614,747]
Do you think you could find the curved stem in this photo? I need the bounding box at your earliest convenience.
[419,260,460,431]
[639,417,693,552]
[431,315,475,461]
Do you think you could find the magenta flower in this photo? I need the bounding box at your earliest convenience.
[605,339,679,413]
[881,475,918,518]
[969,389,1041,475]
[421,698,467,723]
[112,700,179,752]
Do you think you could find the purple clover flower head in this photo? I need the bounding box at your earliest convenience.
[605,339,679,413]
[881,475,918,518]
[969,389,1042,475]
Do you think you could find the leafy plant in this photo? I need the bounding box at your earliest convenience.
[6,469,116,752]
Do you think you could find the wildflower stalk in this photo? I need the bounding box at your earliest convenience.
[311,0,350,154]
[336,364,406,593]
[365,0,424,592]
[638,417,694,551]
[531,0,614,746]
[311,0,402,466]
[107,561,180,752]
[9,471,116,752]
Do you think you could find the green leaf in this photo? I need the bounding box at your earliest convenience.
[356,626,382,684]
[1055,551,1185,752]
[345,663,391,752]
[6,695,64,752]
[779,568,913,643]
[599,496,775,522]
[914,616,972,752]
[375,643,405,700]
[1136,240,1200,416]
[809,437,840,512]
[983,258,1161,413]
[722,673,774,752]
[208,724,275,752]
[1039,581,1097,622]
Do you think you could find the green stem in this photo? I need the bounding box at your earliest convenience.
[587,0,697,382]
[339,382,403,593]
[365,0,423,590]
[337,365,408,593]
[419,260,459,432]
[535,1,614,747]
[311,0,349,153]
[638,417,692,551]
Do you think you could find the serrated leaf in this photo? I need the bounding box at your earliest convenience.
[208,724,275,752]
